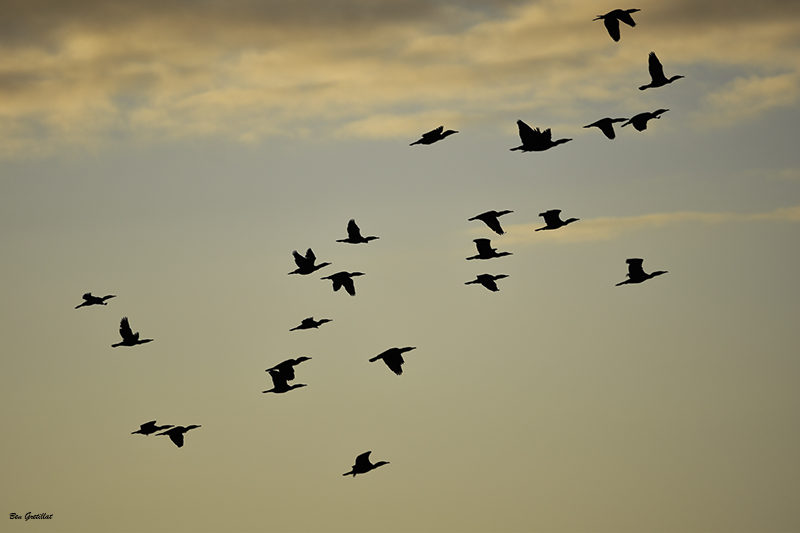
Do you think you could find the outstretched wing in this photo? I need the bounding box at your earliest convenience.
[648,52,666,81]
[169,432,185,448]
[347,219,363,240]
[618,10,637,28]
[627,258,646,278]
[292,250,305,267]
[119,317,135,341]
[354,451,373,469]
[516,120,540,146]
[474,238,494,256]
[305,248,317,263]
[269,369,289,389]
[422,126,444,140]
[603,16,621,41]
[341,276,356,296]
[541,210,561,226]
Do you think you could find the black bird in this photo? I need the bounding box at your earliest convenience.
[536,209,580,231]
[621,109,668,131]
[290,317,332,331]
[111,317,153,348]
[369,346,416,376]
[410,125,458,146]
[468,210,514,235]
[336,219,379,244]
[321,271,364,296]
[593,8,640,42]
[132,421,174,436]
[156,425,201,448]
[265,357,312,381]
[465,274,509,292]
[466,238,512,260]
[639,52,684,90]
[615,258,668,286]
[583,117,628,140]
[289,248,331,275]
[343,451,390,477]
[75,292,116,309]
[510,120,572,152]
[263,369,307,394]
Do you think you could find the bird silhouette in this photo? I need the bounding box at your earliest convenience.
[369,346,416,376]
[263,369,307,394]
[343,451,390,477]
[75,292,116,309]
[321,271,364,296]
[466,238,512,260]
[410,125,458,146]
[465,274,509,292]
[535,209,580,231]
[290,317,332,331]
[583,118,628,140]
[593,8,640,41]
[265,357,312,381]
[639,52,684,90]
[132,421,174,436]
[511,120,572,152]
[615,258,668,286]
[289,248,331,275]
[336,219,379,244]
[156,425,201,448]
[621,109,668,131]
[111,317,153,348]
[468,210,514,235]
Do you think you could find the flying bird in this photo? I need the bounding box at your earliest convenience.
[466,238,512,260]
[369,346,416,376]
[156,425,201,448]
[510,120,572,152]
[621,109,668,131]
[132,421,173,436]
[290,317,332,331]
[265,357,312,381]
[639,52,684,90]
[289,248,331,275]
[321,271,365,296]
[468,210,514,235]
[336,219,379,244]
[263,369,307,394]
[465,274,509,292]
[343,451,390,477]
[593,8,640,41]
[615,258,668,286]
[410,125,458,146]
[111,317,153,348]
[75,292,116,309]
[535,210,580,231]
[583,117,628,140]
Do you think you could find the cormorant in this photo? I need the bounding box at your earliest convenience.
[321,271,364,296]
[336,219,379,244]
[466,238,512,260]
[615,258,668,286]
[593,8,640,42]
[369,346,416,376]
[621,109,668,131]
[410,125,458,146]
[468,210,514,235]
[75,292,116,309]
[265,357,312,381]
[289,248,331,275]
[535,210,580,231]
[583,117,628,140]
[156,425,201,448]
[343,451,390,477]
[639,52,684,90]
[263,369,307,394]
[465,274,509,292]
[132,421,173,436]
[111,317,153,348]
[290,317,332,331]
[510,120,572,152]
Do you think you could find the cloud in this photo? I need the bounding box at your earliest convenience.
[490,205,800,245]
[0,0,799,156]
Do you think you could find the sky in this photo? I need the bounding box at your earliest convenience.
[1,0,799,532]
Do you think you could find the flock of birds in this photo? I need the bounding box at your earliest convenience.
[76,7,672,475]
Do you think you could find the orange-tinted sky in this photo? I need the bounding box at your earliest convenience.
[2,1,799,532]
